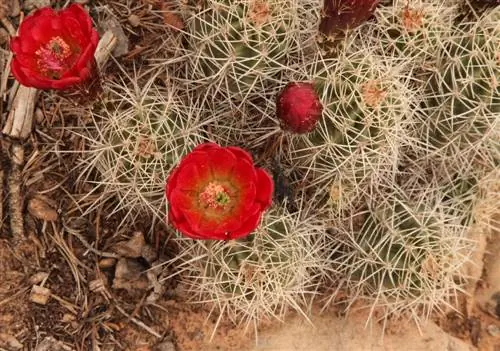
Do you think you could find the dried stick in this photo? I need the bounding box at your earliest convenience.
[8,143,24,244]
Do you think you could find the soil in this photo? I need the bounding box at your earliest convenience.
[1,1,499,351]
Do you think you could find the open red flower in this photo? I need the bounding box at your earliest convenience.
[166,143,274,240]
[10,4,99,90]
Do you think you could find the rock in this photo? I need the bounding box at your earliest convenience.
[27,196,58,221]
[112,258,149,292]
[112,232,145,258]
[0,333,23,350]
[154,340,176,351]
[487,324,500,337]
[128,14,141,27]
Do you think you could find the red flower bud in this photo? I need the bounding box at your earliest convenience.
[165,143,274,240]
[10,4,99,90]
[276,82,323,134]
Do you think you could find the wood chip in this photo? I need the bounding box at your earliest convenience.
[30,285,51,305]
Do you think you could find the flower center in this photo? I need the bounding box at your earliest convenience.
[199,182,231,209]
[36,36,74,79]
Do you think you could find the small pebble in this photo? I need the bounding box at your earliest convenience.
[128,14,141,27]
[487,324,500,337]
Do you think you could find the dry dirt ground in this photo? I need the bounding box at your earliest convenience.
[1,1,500,350]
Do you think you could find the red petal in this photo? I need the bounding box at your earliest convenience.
[61,16,86,47]
[165,165,182,198]
[65,4,93,32]
[71,40,97,75]
[228,208,262,239]
[11,61,51,89]
[255,168,274,208]
[169,189,194,211]
[227,146,253,164]
[207,147,237,178]
[231,158,257,189]
[192,143,220,153]
[174,159,211,191]
[30,17,57,43]
[170,214,208,240]
[18,9,54,40]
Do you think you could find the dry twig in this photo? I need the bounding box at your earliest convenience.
[8,143,24,243]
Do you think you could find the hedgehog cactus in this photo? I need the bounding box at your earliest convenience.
[171,206,329,327]
[286,48,412,203]
[80,75,206,218]
[185,0,300,99]
[422,7,499,148]
[339,193,473,320]
[370,1,456,68]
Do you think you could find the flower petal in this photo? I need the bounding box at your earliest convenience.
[255,168,274,208]
[227,146,253,164]
[192,142,220,153]
[207,147,237,178]
[228,208,262,239]
[231,158,257,189]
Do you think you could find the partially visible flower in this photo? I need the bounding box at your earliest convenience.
[166,143,274,240]
[10,4,99,90]
[276,82,323,133]
[319,0,379,38]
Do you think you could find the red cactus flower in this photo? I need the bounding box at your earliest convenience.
[10,4,99,90]
[276,82,323,134]
[166,143,274,240]
[319,0,379,37]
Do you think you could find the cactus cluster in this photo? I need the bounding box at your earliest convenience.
[336,189,473,321]
[421,8,499,153]
[182,0,302,100]
[286,47,413,206]
[170,205,330,328]
[368,0,457,68]
[78,73,206,218]
[70,0,500,334]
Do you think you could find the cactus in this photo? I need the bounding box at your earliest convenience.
[169,205,330,329]
[285,47,413,206]
[335,189,474,323]
[184,0,301,100]
[369,1,457,68]
[421,7,499,149]
[78,72,207,218]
